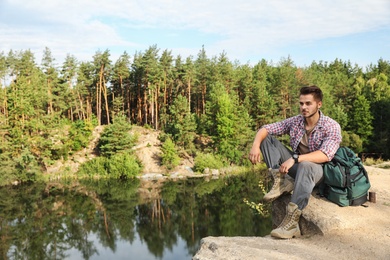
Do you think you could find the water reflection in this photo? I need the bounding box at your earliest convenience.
[1,171,271,259]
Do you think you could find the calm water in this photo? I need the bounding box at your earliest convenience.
[1,171,272,260]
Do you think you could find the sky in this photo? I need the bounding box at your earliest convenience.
[1,0,390,69]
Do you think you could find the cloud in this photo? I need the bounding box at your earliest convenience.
[1,0,390,65]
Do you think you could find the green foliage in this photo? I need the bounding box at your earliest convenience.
[363,157,384,166]
[160,137,180,170]
[0,152,18,185]
[165,95,197,152]
[98,114,136,157]
[107,153,143,178]
[341,131,363,153]
[348,95,373,145]
[327,104,349,130]
[2,47,390,186]
[15,148,43,182]
[205,83,254,164]
[76,114,142,179]
[368,98,390,158]
[193,152,226,173]
[67,120,94,152]
[77,157,108,176]
[77,153,142,179]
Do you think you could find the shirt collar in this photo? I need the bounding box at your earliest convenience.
[298,110,324,128]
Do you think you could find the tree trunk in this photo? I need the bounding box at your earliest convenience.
[47,78,53,115]
[187,79,191,112]
[202,84,206,114]
[97,81,101,125]
[155,86,159,129]
[103,78,110,124]
[150,87,154,128]
[144,84,148,125]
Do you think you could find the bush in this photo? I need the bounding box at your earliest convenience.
[161,138,180,170]
[68,120,94,152]
[107,153,143,179]
[77,153,142,179]
[341,131,363,153]
[77,157,109,177]
[364,157,383,166]
[193,152,226,173]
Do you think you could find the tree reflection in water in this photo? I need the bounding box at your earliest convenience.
[0,171,271,259]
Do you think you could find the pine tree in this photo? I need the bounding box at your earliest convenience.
[112,51,131,116]
[97,114,136,157]
[92,49,112,125]
[205,83,253,164]
[194,46,210,116]
[166,95,197,151]
[349,95,373,146]
[60,54,79,121]
[161,137,180,170]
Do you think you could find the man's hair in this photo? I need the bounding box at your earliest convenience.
[300,85,323,102]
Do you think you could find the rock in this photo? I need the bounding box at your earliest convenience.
[193,191,333,260]
[272,192,325,236]
[211,169,219,176]
[139,173,164,180]
[192,188,390,260]
[169,172,185,179]
[192,236,324,260]
[193,174,390,260]
[185,166,194,173]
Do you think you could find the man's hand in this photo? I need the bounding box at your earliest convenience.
[279,157,295,173]
[248,128,268,165]
[248,146,262,164]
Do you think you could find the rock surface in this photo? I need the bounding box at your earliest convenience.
[193,165,390,260]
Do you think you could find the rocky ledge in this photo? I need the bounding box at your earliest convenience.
[193,166,390,260]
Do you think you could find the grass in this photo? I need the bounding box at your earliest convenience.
[363,157,390,169]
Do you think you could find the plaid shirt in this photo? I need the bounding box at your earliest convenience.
[263,111,342,161]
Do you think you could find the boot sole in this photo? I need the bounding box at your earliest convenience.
[263,183,294,202]
[263,191,292,202]
[271,230,301,239]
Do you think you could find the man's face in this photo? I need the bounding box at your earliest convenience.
[299,94,322,118]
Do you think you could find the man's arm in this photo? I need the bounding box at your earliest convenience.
[297,150,329,164]
[248,127,268,164]
[279,150,329,174]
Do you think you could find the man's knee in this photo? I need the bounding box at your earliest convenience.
[298,161,321,171]
[297,161,323,182]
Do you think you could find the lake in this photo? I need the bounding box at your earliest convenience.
[1,171,272,260]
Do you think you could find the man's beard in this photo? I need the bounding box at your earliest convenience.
[303,108,319,118]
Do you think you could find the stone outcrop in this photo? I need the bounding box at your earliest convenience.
[193,166,390,260]
[193,191,340,260]
[271,191,334,236]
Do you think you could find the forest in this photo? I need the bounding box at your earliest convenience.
[1,46,390,185]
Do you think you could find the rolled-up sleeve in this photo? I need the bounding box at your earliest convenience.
[318,120,342,161]
[263,117,296,136]
[262,113,342,161]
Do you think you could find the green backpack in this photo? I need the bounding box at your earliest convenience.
[320,146,371,207]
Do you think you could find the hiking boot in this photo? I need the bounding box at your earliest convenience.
[270,202,302,239]
[263,168,294,202]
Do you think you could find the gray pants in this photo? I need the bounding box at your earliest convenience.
[260,135,323,210]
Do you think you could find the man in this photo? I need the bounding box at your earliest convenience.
[248,85,341,239]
